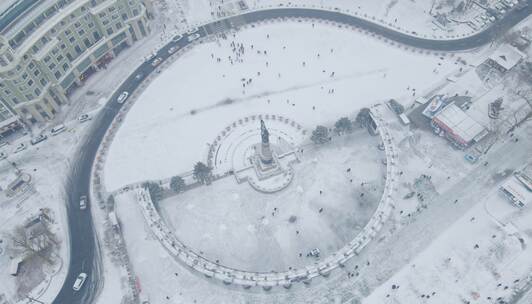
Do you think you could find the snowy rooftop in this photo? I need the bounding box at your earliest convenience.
[433,103,487,143]
[501,177,532,206]
[487,44,526,70]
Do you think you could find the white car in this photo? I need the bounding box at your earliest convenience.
[117,91,129,104]
[72,273,87,291]
[30,134,47,145]
[144,53,156,63]
[50,124,66,136]
[79,195,88,210]
[0,141,7,148]
[186,28,198,34]
[78,114,91,123]
[187,33,201,42]
[13,143,26,153]
[151,57,162,67]
[171,34,182,42]
[168,46,179,54]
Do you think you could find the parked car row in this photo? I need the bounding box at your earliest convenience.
[0,113,92,158]
[470,0,524,30]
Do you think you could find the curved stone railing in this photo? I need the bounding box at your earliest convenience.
[133,106,398,289]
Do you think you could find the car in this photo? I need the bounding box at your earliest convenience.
[144,53,156,63]
[13,143,26,153]
[78,113,91,123]
[171,34,182,42]
[464,154,478,164]
[0,141,8,148]
[117,91,129,104]
[134,73,144,80]
[50,124,66,136]
[186,28,198,34]
[308,248,321,257]
[79,195,88,210]
[30,134,48,145]
[72,273,87,291]
[0,152,6,160]
[187,33,201,42]
[151,57,162,67]
[168,46,179,54]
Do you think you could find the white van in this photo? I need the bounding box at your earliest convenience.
[50,124,66,136]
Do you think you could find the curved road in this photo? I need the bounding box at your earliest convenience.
[52,4,532,303]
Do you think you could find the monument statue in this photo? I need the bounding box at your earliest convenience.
[260,119,270,144]
[259,120,273,164]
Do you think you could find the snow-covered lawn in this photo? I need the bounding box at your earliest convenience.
[159,130,384,272]
[104,20,461,190]
[364,181,532,304]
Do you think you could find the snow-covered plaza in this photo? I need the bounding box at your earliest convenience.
[103,20,462,190]
[160,129,385,272]
[2,0,532,303]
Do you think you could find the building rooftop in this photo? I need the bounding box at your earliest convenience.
[433,103,487,143]
[501,177,532,206]
[488,44,526,71]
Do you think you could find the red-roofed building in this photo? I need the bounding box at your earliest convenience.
[431,103,488,148]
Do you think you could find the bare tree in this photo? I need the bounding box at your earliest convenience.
[10,221,56,265]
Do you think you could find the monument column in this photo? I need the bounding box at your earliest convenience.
[260,120,273,165]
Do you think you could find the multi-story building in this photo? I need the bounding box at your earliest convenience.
[0,100,18,135]
[0,0,150,134]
